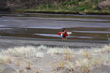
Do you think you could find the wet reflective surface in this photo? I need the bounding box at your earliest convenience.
[0,13,110,42]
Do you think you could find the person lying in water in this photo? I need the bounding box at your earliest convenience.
[61,29,67,41]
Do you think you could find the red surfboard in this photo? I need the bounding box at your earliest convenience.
[57,33,68,36]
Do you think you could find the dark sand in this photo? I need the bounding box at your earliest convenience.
[0,36,108,49]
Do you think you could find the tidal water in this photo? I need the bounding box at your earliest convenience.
[0,13,110,42]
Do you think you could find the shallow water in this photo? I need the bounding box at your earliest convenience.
[0,13,110,41]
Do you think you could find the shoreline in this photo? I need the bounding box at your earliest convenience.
[12,10,110,15]
[0,36,108,50]
[1,10,110,15]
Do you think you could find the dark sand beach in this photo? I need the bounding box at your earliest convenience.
[0,13,110,73]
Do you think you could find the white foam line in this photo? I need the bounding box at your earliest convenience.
[74,31,110,33]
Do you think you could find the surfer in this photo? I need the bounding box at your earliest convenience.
[57,28,70,41]
[61,29,67,41]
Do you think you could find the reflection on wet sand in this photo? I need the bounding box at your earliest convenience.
[0,13,110,42]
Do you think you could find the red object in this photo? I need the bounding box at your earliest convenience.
[57,33,68,36]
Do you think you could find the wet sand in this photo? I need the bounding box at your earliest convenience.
[0,36,108,50]
[0,13,110,42]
